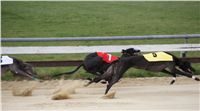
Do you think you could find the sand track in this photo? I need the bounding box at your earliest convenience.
[2,77,200,111]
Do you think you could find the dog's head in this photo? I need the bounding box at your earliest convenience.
[13,58,38,80]
[121,48,141,57]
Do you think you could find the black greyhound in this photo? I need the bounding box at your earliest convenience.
[53,48,140,78]
[1,56,38,80]
[89,52,200,94]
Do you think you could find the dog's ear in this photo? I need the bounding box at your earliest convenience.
[121,49,126,53]
[132,48,140,53]
[135,49,141,53]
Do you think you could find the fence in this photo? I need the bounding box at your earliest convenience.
[2,34,200,42]
[2,44,200,54]
[27,57,200,67]
[2,34,200,67]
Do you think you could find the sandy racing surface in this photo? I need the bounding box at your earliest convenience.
[2,77,200,111]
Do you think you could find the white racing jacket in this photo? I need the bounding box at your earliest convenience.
[1,56,14,65]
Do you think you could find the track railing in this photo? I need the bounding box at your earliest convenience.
[27,57,200,67]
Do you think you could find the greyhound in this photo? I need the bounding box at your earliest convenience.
[53,48,140,78]
[1,56,38,80]
[89,52,200,94]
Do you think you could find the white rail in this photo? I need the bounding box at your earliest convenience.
[2,44,200,54]
[2,34,200,42]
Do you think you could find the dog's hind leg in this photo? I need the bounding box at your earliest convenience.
[162,70,177,85]
[170,74,176,85]
[173,68,200,81]
[85,65,114,87]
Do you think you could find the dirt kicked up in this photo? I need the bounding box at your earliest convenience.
[2,77,200,111]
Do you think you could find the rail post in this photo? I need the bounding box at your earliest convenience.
[180,37,188,57]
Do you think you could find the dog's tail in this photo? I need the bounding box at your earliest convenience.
[52,64,83,77]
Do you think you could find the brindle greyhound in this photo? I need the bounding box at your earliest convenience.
[1,56,38,80]
[89,52,200,94]
[53,48,140,78]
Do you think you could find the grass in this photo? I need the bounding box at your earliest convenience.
[2,63,200,81]
[2,2,200,37]
[1,1,200,80]
[2,1,199,47]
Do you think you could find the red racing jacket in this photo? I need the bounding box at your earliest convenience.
[97,52,119,63]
